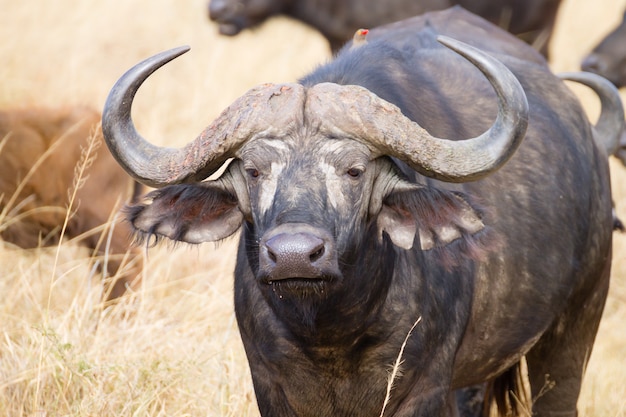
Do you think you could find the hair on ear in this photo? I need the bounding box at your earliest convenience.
[123,183,243,246]
[385,187,502,269]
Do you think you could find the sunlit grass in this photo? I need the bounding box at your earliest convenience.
[0,0,624,415]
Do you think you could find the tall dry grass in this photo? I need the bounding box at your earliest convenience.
[0,0,625,415]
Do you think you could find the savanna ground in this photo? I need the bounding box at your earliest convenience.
[0,0,625,415]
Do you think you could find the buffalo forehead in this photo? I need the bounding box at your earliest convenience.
[225,82,307,145]
[304,82,399,146]
[236,82,396,148]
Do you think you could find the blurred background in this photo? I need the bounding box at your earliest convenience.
[0,0,625,415]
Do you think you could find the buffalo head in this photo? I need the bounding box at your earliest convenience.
[102,38,528,306]
[101,5,626,412]
[581,10,626,88]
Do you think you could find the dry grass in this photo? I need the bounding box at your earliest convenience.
[0,0,625,415]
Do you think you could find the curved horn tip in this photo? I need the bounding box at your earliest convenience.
[131,45,192,76]
[101,45,193,188]
[161,45,192,59]
[436,35,476,54]
[431,35,529,182]
[436,35,460,48]
[558,71,625,155]
[103,45,192,115]
[557,71,621,97]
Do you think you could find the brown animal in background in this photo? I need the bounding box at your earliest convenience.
[0,106,142,300]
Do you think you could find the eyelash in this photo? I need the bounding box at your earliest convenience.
[246,168,260,178]
[346,167,363,178]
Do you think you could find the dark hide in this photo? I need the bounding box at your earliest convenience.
[581,10,626,168]
[582,10,626,89]
[125,7,614,417]
[208,0,561,56]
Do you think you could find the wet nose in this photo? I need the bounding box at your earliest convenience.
[260,229,334,280]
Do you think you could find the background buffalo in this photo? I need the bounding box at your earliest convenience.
[581,9,626,89]
[0,0,624,415]
[208,0,561,56]
[0,106,142,300]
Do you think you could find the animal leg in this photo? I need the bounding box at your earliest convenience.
[524,260,611,416]
[453,384,485,417]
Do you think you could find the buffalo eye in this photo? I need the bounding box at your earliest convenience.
[346,167,364,178]
[246,168,260,178]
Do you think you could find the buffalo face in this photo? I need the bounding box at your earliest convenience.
[125,134,497,320]
[126,130,434,302]
[581,10,626,88]
[103,37,528,317]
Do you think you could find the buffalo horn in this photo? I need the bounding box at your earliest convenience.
[102,46,306,188]
[104,37,529,186]
[558,71,625,156]
[308,36,529,183]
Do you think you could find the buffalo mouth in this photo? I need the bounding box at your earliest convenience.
[263,275,337,298]
[212,15,261,36]
[217,22,243,36]
[257,224,341,297]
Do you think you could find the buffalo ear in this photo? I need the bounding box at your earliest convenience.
[377,205,418,250]
[377,188,489,253]
[126,183,243,244]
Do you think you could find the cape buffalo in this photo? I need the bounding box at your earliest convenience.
[582,9,626,89]
[581,9,626,166]
[103,7,622,416]
[208,0,562,56]
[0,106,142,300]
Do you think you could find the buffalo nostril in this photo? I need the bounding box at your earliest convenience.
[263,232,328,278]
[267,247,277,264]
[265,233,325,262]
[259,225,340,281]
[309,245,325,263]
